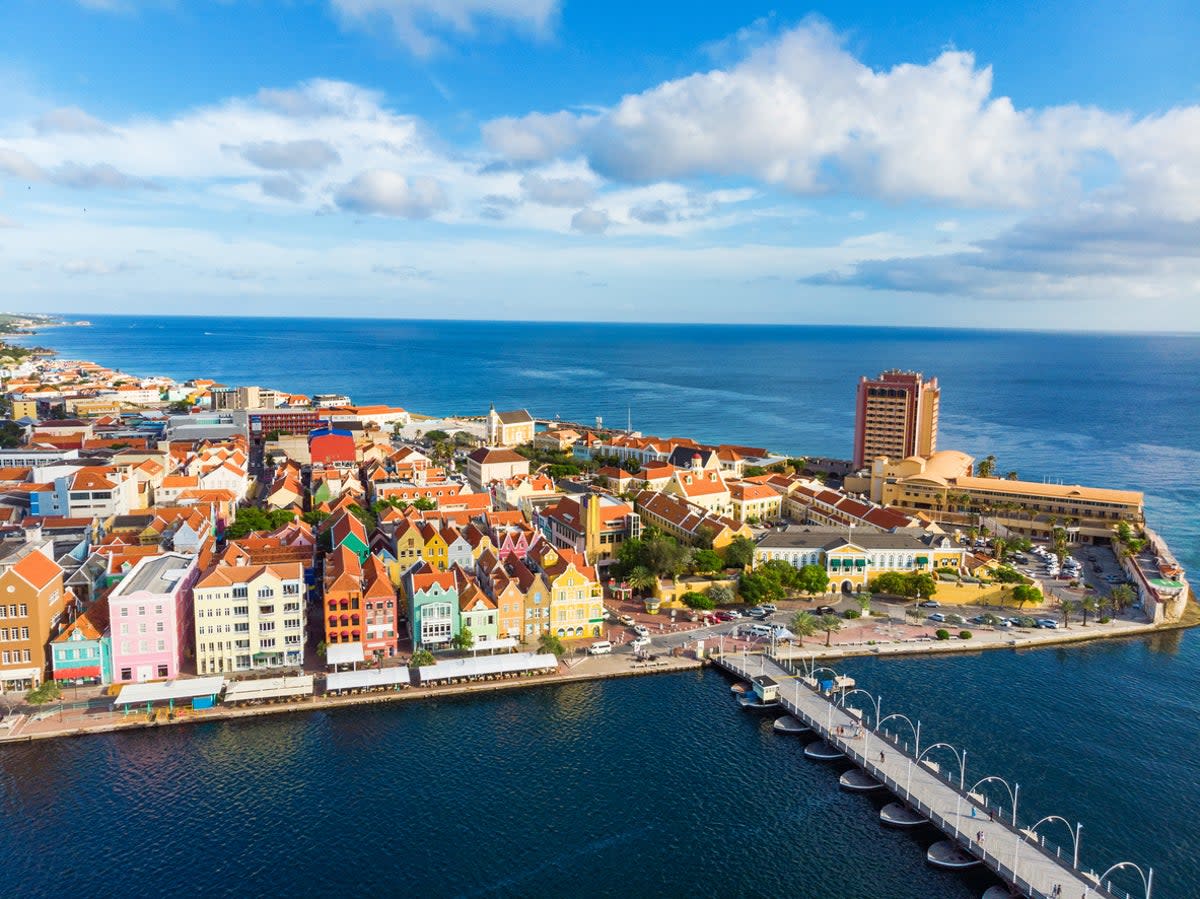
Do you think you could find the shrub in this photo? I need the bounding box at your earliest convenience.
[843,610,861,619]
[681,591,716,611]
[958,630,973,640]
[1099,615,1112,624]
[935,629,951,641]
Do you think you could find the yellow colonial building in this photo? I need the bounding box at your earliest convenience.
[538,546,604,640]
[753,526,966,593]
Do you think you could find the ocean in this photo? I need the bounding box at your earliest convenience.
[3,315,1197,897]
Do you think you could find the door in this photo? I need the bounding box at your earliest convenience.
[137,665,152,682]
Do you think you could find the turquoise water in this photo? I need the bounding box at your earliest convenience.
[4,315,1196,896]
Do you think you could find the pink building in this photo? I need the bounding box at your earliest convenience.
[108,553,199,684]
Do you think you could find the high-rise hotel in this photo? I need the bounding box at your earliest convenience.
[852,370,940,469]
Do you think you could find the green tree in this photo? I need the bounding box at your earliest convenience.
[302,509,330,527]
[1011,584,1043,610]
[1108,583,1135,613]
[626,566,657,596]
[790,611,818,645]
[409,648,436,667]
[680,591,716,610]
[760,559,804,592]
[538,633,566,657]
[977,454,998,478]
[1080,595,1098,626]
[0,421,24,448]
[795,563,830,596]
[723,536,756,569]
[451,626,475,651]
[706,584,735,605]
[348,503,378,533]
[742,465,769,478]
[738,571,785,605]
[1059,598,1077,626]
[412,497,437,511]
[869,571,909,596]
[817,613,842,647]
[992,537,1008,562]
[316,641,327,659]
[853,592,872,617]
[424,430,450,443]
[691,549,724,576]
[26,680,62,705]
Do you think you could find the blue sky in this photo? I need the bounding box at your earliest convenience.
[2,1,1200,329]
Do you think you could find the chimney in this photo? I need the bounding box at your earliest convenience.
[23,522,43,544]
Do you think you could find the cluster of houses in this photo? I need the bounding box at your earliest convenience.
[0,348,1186,697]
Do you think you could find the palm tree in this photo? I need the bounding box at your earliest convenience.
[1109,583,1135,614]
[854,592,871,618]
[538,633,566,657]
[977,454,997,478]
[790,611,818,645]
[1080,595,1098,626]
[993,537,1008,562]
[1059,598,1077,627]
[626,565,656,597]
[817,613,842,647]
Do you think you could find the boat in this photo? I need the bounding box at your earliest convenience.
[772,715,811,734]
[730,682,748,694]
[737,693,780,710]
[738,674,781,710]
[803,740,845,761]
[926,840,981,870]
[839,769,884,792]
[879,802,928,827]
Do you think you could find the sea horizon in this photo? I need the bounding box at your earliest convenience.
[25,311,1200,339]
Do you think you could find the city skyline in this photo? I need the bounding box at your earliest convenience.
[3,2,1200,330]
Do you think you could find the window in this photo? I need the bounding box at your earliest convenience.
[138,623,147,634]
[260,638,276,648]
[154,605,163,615]
[137,606,145,616]
[232,587,248,599]
[234,606,248,616]
[284,618,301,630]
[120,607,128,617]
[157,664,168,678]
[0,607,5,619]
[120,667,131,681]
[1,651,7,664]
[18,604,27,617]
[235,622,249,633]
[259,622,275,632]
[20,627,28,640]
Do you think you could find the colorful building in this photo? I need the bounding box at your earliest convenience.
[539,547,603,640]
[323,545,364,649]
[362,554,399,658]
[0,542,69,692]
[51,596,112,685]
[753,527,966,594]
[403,564,459,650]
[108,553,199,684]
[193,561,306,674]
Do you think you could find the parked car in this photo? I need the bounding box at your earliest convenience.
[724,609,744,619]
[714,611,736,622]
[760,604,779,614]
[928,612,947,623]
[618,615,635,626]
[918,600,941,608]
[630,636,651,650]
[815,605,837,615]
[631,624,650,638]
[746,607,771,619]
[1036,618,1060,629]
[947,614,965,625]
[587,641,613,655]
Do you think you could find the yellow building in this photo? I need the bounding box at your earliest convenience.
[729,481,783,523]
[539,547,604,640]
[861,451,1144,541]
[635,490,752,552]
[11,399,38,420]
[485,407,535,447]
[753,526,966,594]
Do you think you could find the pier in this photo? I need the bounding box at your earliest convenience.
[715,652,1153,899]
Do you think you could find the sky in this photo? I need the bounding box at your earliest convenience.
[2,1,1200,330]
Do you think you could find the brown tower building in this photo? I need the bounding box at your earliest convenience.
[852,370,940,469]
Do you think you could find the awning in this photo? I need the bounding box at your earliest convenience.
[223,675,313,702]
[472,636,519,652]
[113,676,226,707]
[916,556,929,564]
[418,652,558,683]
[326,643,364,666]
[326,667,410,691]
[854,559,866,567]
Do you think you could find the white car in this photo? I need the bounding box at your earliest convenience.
[630,636,651,650]
[631,624,650,638]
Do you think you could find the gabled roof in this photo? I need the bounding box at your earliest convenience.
[11,550,62,590]
[468,447,528,465]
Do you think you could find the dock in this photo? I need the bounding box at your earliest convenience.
[716,652,1141,899]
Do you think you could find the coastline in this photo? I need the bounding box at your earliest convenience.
[5,610,1193,746]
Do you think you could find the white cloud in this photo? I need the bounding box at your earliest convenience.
[481,18,1200,220]
[33,106,111,135]
[519,172,594,207]
[260,176,305,203]
[60,258,136,276]
[570,207,609,234]
[236,139,341,171]
[335,170,449,218]
[329,0,559,57]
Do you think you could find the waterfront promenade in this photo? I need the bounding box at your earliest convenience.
[716,652,1126,899]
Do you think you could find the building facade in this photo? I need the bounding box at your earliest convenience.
[852,369,940,469]
[108,553,198,684]
[0,542,69,692]
[193,561,306,674]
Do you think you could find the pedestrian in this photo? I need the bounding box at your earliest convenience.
[970,806,976,819]
[880,751,885,763]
